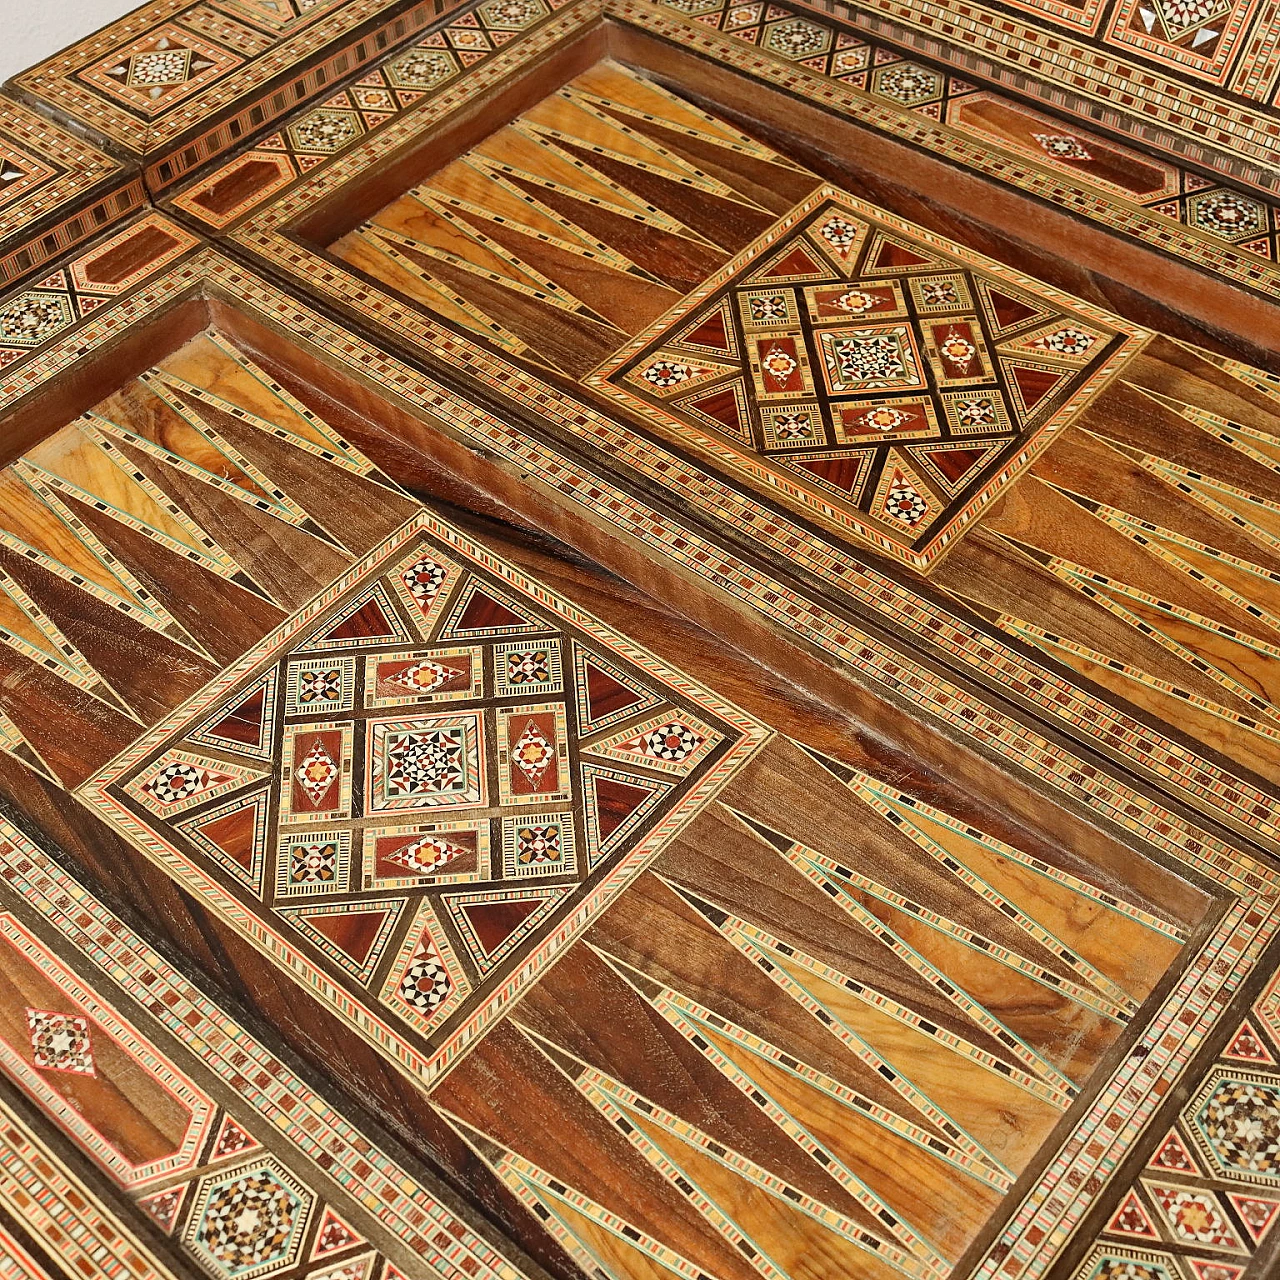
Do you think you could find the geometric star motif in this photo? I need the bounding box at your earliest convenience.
[1034,133,1092,161]
[88,520,765,1085]
[384,48,460,91]
[385,728,465,795]
[126,47,198,89]
[510,718,556,787]
[635,721,704,762]
[823,327,917,389]
[1153,0,1231,34]
[507,818,568,873]
[399,554,450,614]
[587,711,722,777]
[85,27,238,114]
[1195,1076,1280,1181]
[1027,326,1097,357]
[642,358,700,389]
[285,839,339,891]
[383,835,470,876]
[288,108,362,154]
[0,291,75,348]
[477,0,548,28]
[293,668,346,709]
[147,761,215,805]
[133,751,263,813]
[763,18,831,58]
[397,949,452,1015]
[1189,191,1266,242]
[501,649,551,687]
[1147,1183,1243,1249]
[25,1008,95,1076]
[186,1160,313,1280]
[596,189,1136,572]
[883,469,930,526]
[874,62,942,104]
[389,659,463,694]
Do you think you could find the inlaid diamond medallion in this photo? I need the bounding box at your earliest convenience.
[79,513,767,1083]
[592,187,1144,570]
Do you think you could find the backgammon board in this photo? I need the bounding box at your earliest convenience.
[0,3,1278,1278]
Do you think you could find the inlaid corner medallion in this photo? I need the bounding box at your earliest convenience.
[590,186,1144,571]
[77,510,768,1084]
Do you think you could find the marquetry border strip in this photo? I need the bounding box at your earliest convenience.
[192,0,1280,312]
[814,0,1280,184]
[0,1222,58,1280]
[0,814,532,1280]
[0,95,143,290]
[615,0,1280,301]
[0,1097,177,1280]
[9,0,466,193]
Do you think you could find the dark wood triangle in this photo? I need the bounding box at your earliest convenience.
[504,173,724,291]
[591,103,820,214]
[167,388,415,556]
[460,897,546,956]
[112,436,351,612]
[57,490,285,667]
[551,138,776,253]
[0,540,217,726]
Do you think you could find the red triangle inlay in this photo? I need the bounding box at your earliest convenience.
[203,684,267,748]
[791,456,864,495]
[920,447,989,485]
[985,288,1039,330]
[584,660,644,724]
[312,1206,366,1257]
[1149,1128,1198,1173]
[190,800,260,873]
[759,244,827,278]
[873,240,931,269]
[1009,363,1064,411]
[139,1185,186,1234]
[1227,1193,1280,1244]
[459,898,545,956]
[1188,1261,1244,1280]
[1107,1190,1158,1239]
[685,387,744,432]
[457,588,528,632]
[301,908,393,968]
[592,776,654,842]
[324,594,398,642]
[681,307,732,354]
[212,1114,259,1161]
